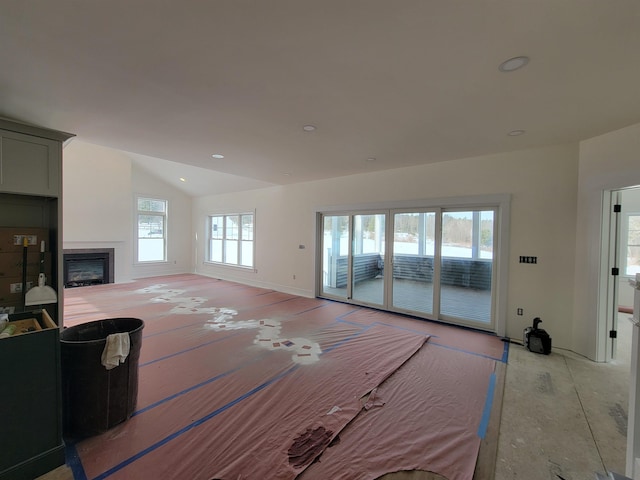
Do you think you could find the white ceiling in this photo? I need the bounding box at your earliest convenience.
[2,1,640,196]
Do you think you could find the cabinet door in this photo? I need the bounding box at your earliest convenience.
[0,130,60,196]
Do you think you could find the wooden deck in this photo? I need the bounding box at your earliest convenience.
[323,277,492,325]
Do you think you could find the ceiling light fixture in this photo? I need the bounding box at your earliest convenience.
[508,129,526,136]
[302,125,316,132]
[179,177,186,182]
[211,153,224,159]
[365,157,376,163]
[499,56,530,72]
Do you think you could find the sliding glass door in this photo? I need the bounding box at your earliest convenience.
[320,215,349,299]
[392,211,436,316]
[351,213,386,306]
[439,210,494,325]
[318,204,498,331]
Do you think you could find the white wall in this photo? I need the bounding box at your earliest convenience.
[576,123,640,360]
[61,122,640,360]
[194,143,579,349]
[63,140,192,283]
[620,188,640,308]
[62,141,133,283]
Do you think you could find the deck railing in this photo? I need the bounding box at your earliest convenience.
[332,253,491,290]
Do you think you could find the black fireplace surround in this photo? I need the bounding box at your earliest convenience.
[63,249,114,288]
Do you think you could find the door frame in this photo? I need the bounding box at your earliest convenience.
[315,194,510,336]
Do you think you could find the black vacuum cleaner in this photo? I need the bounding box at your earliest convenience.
[523,317,552,354]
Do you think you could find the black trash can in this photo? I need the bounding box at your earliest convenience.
[60,318,144,439]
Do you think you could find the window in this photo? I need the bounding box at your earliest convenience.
[137,197,167,262]
[625,213,640,276]
[208,213,254,268]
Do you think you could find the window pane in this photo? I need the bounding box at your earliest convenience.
[136,197,167,263]
[225,240,238,263]
[210,239,223,263]
[138,214,164,238]
[321,215,349,297]
[241,241,253,267]
[241,215,254,240]
[211,216,224,239]
[440,209,493,324]
[628,215,640,275]
[441,212,472,258]
[226,216,239,240]
[138,238,164,262]
[208,213,253,267]
[138,198,166,213]
[352,213,385,306]
[393,211,435,315]
[480,211,494,260]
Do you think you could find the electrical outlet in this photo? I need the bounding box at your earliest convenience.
[517,308,523,316]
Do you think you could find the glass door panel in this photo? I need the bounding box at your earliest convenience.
[321,215,350,299]
[351,213,385,306]
[439,210,494,325]
[392,211,436,315]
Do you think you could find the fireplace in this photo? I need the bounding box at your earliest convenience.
[63,248,114,288]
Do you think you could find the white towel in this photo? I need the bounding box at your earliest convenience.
[101,332,131,370]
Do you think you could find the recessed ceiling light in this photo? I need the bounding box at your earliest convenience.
[365,157,376,162]
[283,172,291,176]
[508,129,526,136]
[302,125,316,132]
[211,153,225,159]
[499,56,529,72]
[179,177,186,182]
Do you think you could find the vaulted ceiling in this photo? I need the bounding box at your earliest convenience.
[2,1,640,196]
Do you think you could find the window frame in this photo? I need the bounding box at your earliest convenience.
[623,211,640,277]
[135,196,168,264]
[206,211,255,269]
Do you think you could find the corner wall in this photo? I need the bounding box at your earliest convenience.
[62,140,192,283]
[574,122,640,360]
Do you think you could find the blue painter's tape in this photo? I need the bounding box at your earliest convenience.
[139,332,245,367]
[92,365,299,480]
[477,371,497,439]
[502,340,510,363]
[132,352,271,417]
[429,341,503,362]
[90,320,376,478]
[142,320,211,338]
[373,321,440,338]
[65,441,87,480]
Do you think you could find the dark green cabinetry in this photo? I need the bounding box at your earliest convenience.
[0,118,74,480]
[0,311,64,480]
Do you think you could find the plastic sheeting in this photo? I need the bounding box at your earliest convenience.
[64,274,504,480]
[300,341,497,479]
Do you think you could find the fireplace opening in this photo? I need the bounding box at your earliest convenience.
[63,249,114,288]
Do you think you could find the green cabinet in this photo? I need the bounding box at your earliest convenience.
[0,311,64,480]
[0,129,61,197]
[0,118,73,480]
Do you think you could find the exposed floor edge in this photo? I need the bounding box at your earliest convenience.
[475,360,507,479]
